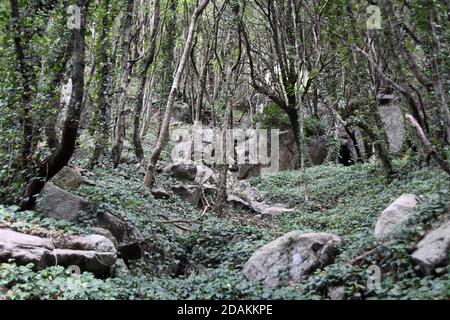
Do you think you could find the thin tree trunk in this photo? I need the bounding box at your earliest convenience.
[144,0,211,188]
[406,114,450,175]
[133,0,161,162]
[9,0,34,160]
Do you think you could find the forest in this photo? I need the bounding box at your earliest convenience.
[0,0,449,301]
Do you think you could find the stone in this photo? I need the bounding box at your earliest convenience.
[411,218,450,275]
[36,183,92,222]
[0,229,54,269]
[171,184,201,206]
[0,229,117,276]
[113,258,130,277]
[195,164,215,185]
[171,101,192,124]
[50,166,84,190]
[227,194,250,210]
[243,231,342,288]
[163,161,198,181]
[374,194,418,240]
[89,227,119,248]
[328,286,346,300]
[378,103,405,154]
[53,234,116,253]
[52,249,116,276]
[250,201,294,217]
[96,211,144,260]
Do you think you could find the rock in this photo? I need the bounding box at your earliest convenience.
[250,201,294,217]
[243,231,342,288]
[89,227,118,248]
[411,218,450,275]
[227,173,262,203]
[113,259,130,277]
[151,187,172,200]
[195,164,215,185]
[163,161,198,181]
[328,286,346,300]
[308,136,329,165]
[0,228,54,269]
[374,194,418,240]
[0,229,117,276]
[378,102,405,154]
[96,211,144,260]
[171,184,201,206]
[52,249,116,276]
[227,194,250,210]
[171,101,192,124]
[53,234,116,253]
[50,166,84,190]
[36,183,92,222]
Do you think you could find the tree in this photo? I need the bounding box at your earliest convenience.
[20,0,89,209]
[144,0,211,188]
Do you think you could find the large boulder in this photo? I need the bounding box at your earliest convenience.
[163,161,198,181]
[411,218,450,275]
[243,231,342,287]
[0,229,54,269]
[36,183,92,222]
[0,229,117,276]
[96,211,144,260]
[50,166,84,190]
[374,194,418,240]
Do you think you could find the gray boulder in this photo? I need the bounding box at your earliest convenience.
[163,161,198,181]
[0,229,117,276]
[411,218,450,275]
[96,211,144,260]
[0,229,54,269]
[36,183,92,222]
[374,194,418,240]
[243,231,342,287]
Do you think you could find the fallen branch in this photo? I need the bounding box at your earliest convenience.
[406,114,450,176]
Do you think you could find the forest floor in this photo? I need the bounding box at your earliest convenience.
[1,145,450,299]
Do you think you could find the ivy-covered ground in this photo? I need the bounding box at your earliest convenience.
[1,158,449,300]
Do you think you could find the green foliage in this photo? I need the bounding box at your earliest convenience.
[256,103,291,129]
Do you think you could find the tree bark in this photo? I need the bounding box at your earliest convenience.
[406,114,450,176]
[111,0,134,168]
[133,0,161,162]
[9,0,34,160]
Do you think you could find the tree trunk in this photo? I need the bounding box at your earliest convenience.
[89,0,113,169]
[111,0,134,168]
[9,0,34,160]
[20,0,88,210]
[144,0,211,188]
[133,0,161,162]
